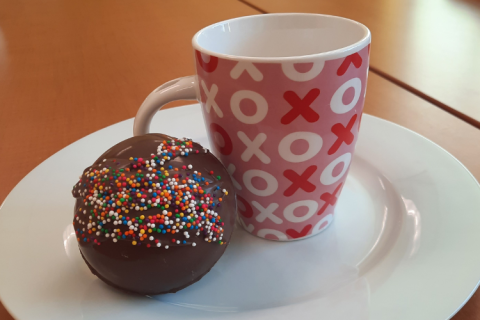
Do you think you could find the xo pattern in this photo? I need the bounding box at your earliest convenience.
[195,47,370,240]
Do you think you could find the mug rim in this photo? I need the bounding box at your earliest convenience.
[192,13,371,63]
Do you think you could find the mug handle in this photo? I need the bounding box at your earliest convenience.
[133,75,198,136]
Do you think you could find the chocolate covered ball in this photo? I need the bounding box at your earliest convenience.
[72,134,236,294]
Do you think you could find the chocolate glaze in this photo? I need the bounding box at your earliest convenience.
[72,134,236,295]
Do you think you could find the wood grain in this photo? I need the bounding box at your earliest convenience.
[1,0,480,318]
[0,0,258,205]
[0,306,12,320]
[241,0,480,127]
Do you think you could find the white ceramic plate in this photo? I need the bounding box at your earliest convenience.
[1,104,480,320]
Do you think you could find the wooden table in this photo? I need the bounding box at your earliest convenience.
[240,0,480,128]
[1,0,480,319]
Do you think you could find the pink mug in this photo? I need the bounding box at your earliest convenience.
[134,13,371,241]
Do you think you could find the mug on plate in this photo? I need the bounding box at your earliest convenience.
[133,13,371,241]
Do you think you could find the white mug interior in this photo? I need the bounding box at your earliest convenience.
[193,13,370,61]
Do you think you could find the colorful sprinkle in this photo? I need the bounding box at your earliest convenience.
[72,138,229,250]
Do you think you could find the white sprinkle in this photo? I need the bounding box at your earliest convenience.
[165,245,169,249]
[113,238,118,243]
[192,242,196,247]
[156,243,161,247]
[149,236,154,241]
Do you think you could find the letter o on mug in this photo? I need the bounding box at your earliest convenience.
[330,78,362,114]
[320,152,352,186]
[243,169,278,197]
[281,61,325,82]
[230,90,268,124]
[257,229,288,241]
[283,200,319,223]
[312,214,333,234]
[209,123,233,155]
[278,132,323,163]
